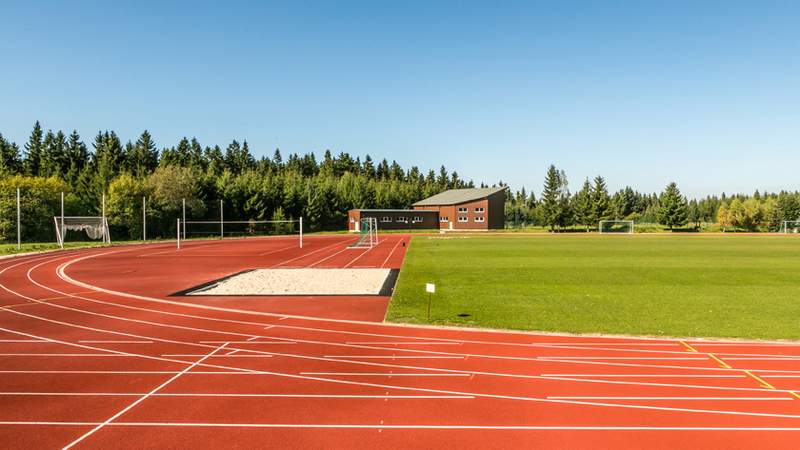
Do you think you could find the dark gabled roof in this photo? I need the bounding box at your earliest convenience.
[412,186,507,206]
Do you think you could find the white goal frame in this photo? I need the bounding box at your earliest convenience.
[598,220,634,234]
[54,216,111,248]
[349,217,379,248]
[781,220,800,234]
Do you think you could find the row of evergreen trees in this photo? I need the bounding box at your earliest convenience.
[503,165,800,231]
[0,122,472,241]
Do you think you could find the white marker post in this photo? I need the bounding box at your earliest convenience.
[219,199,224,239]
[299,216,303,248]
[16,188,21,251]
[177,218,181,249]
[60,192,65,249]
[426,283,436,321]
[142,196,147,242]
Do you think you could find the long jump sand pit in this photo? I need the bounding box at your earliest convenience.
[185,268,399,296]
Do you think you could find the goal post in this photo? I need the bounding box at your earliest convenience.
[781,220,800,234]
[54,216,111,248]
[599,220,634,234]
[349,217,379,248]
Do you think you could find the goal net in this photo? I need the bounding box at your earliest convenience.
[349,218,379,248]
[781,221,800,234]
[599,220,634,234]
[54,216,111,248]
[180,219,303,247]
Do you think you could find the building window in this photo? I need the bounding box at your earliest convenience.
[396,216,408,223]
[440,216,449,222]
[349,217,355,223]
[457,207,468,213]
[458,216,468,223]
[412,216,423,223]
[475,216,485,223]
[380,216,391,223]
[474,207,485,213]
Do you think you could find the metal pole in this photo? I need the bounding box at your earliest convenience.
[102,193,106,243]
[16,188,21,251]
[142,196,147,242]
[177,218,181,249]
[182,198,186,240]
[220,199,223,239]
[60,192,64,249]
[299,216,303,248]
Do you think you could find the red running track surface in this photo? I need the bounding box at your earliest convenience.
[1,234,800,449]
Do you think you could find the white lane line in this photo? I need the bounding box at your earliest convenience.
[199,341,296,345]
[541,374,745,378]
[0,339,47,343]
[263,325,275,330]
[547,396,791,401]
[380,237,404,268]
[79,340,153,344]
[723,357,800,361]
[306,247,353,268]
[257,244,299,257]
[762,375,800,378]
[270,239,347,268]
[161,354,273,358]
[324,355,463,360]
[0,353,130,357]
[246,336,260,341]
[300,372,471,377]
[7,422,800,431]
[537,357,708,361]
[346,342,461,346]
[342,241,376,268]
[0,392,473,399]
[0,371,246,375]
[62,342,230,450]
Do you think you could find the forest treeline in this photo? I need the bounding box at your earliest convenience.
[0,122,471,241]
[2,122,799,242]
[504,165,800,231]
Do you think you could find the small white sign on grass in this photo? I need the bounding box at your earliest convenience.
[426,283,436,293]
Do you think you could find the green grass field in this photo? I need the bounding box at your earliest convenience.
[387,234,800,340]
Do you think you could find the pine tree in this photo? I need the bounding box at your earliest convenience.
[540,165,562,231]
[572,178,593,230]
[590,175,611,224]
[23,121,44,176]
[130,130,159,177]
[0,133,22,174]
[657,182,688,230]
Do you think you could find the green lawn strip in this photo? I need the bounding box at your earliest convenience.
[387,234,800,340]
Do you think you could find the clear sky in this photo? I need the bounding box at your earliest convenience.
[2,0,798,198]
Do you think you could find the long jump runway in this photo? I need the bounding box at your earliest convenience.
[1,235,800,449]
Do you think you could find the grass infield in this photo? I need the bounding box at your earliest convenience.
[387,234,800,340]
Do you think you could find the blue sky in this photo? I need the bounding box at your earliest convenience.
[1,0,799,198]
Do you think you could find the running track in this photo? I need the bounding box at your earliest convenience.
[1,234,800,449]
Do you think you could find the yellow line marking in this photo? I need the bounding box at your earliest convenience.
[790,392,800,401]
[708,353,732,369]
[680,341,698,352]
[743,370,776,390]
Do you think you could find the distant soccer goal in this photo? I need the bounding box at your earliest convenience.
[781,220,800,234]
[54,216,111,248]
[349,218,379,248]
[599,220,634,234]
[179,218,303,248]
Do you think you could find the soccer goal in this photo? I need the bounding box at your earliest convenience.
[54,216,111,248]
[781,220,800,234]
[179,218,303,248]
[349,218,379,248]
[599,220,634,234]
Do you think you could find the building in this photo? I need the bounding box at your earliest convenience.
[348,186,506,231]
